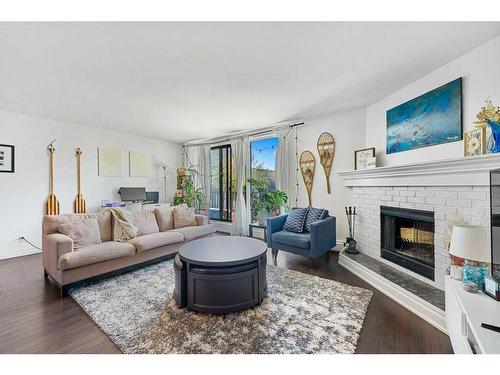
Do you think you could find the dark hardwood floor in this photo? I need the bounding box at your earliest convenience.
[0,250,453,354]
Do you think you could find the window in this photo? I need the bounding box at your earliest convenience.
[250,136,278,222]
[209,145,234,221]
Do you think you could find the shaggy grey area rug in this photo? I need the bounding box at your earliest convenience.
[70,261,372,354]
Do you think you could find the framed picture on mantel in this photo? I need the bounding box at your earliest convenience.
[354,147,375,170]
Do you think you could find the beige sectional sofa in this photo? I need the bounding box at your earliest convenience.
[42,206,215,295]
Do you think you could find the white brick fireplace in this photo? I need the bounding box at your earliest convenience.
[339,154,500,290]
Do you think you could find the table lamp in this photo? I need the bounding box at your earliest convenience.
[449,224,490,293]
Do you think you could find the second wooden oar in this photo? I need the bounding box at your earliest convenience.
[74,148,86,213]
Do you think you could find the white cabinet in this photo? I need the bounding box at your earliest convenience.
[445,276,500,353]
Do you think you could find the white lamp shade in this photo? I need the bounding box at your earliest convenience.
[449,224,490,263]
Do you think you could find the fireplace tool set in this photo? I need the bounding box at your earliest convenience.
[345,206,359,254]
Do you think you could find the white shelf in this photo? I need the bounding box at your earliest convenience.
[338,153,500,187]
[445,276,500,354]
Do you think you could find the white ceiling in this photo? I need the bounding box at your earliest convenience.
[1,22,500,143]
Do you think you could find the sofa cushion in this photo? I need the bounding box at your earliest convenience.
[57,218,102,249]
[173,204,198,229]
[283,208,308,233]
[155,206,174,231]
[86,211,113,241]
[43,211,112,241]
[133,210,160,236]
[304,207,328,232]
[57,241,135,271]
[169,224,216,242]
[128,231,184,253]
[272,230,311,250]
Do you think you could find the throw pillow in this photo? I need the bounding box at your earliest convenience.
[304,207,328,232]
[173,204,198,229]
[155,206,174,231]
[81,211,113,242]
[58,218,102,249]
[133,210,160,236]
[283,208,308,233]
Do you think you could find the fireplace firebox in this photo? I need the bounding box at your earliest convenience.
[380,206,435,281]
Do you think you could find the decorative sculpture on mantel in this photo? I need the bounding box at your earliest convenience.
[474,98,500,153]
[316,132,335,194]
[299,151,316,206]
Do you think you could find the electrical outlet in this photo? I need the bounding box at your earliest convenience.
[17,236,25,245]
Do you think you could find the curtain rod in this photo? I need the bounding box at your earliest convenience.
[184,122,305,147]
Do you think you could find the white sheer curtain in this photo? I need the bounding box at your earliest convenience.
[231,136,250,236]
[275,127,297,208]
[183,145,211,206]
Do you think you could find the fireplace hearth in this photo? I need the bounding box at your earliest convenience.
[380,206,435,281]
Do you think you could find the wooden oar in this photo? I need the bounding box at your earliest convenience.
[74,148,86,213]
[46,142,60,215]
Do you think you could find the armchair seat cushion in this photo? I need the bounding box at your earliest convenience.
[169,224,216,242]
[128,231,184,253]
[272,230,310,250]
[58,241,135,271]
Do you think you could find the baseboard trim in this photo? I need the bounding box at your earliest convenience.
[339,251,447,334]
[0,248,41,261]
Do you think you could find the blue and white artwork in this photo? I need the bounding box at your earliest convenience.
[386,78,462,154]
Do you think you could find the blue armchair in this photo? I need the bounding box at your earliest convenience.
[266,211,336,265]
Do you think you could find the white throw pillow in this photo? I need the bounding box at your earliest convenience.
[173,204,198,229]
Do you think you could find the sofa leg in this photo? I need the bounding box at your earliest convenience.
[271,248,278,265]
[60,285,69,298]
[43,269,48,278]
[308,256,314,268]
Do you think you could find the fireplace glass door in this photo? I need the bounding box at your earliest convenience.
[381,206,435,280]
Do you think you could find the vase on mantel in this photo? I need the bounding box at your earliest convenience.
[488,119,500,153]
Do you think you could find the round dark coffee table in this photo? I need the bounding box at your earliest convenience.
[174,236,267,314]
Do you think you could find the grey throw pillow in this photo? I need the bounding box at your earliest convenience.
[304,207,328,232]
[283,208,308,233]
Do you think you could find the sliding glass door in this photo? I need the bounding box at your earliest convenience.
[250,136,278,222]
[209,145,233,221]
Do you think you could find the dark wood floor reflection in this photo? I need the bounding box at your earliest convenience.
[0,249,453,353]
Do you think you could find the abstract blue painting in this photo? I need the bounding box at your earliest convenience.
[386,78,462,154]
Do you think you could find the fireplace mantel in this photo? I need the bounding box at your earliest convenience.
[338,153,500,187]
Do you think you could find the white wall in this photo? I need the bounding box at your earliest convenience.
[0,110,181,259]
[296,108,367,241]
[366,34,500,167]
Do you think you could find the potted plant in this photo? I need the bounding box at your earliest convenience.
[248,178,288,225]
[264,190,288,216]
[173,167,207,210]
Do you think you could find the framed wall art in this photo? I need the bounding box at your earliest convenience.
[464,128,486,157]
[0,144,15,173]
[129,151,151,177]
[98,147,122,177]
[386,78,462,154]
[354,147,375,170]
